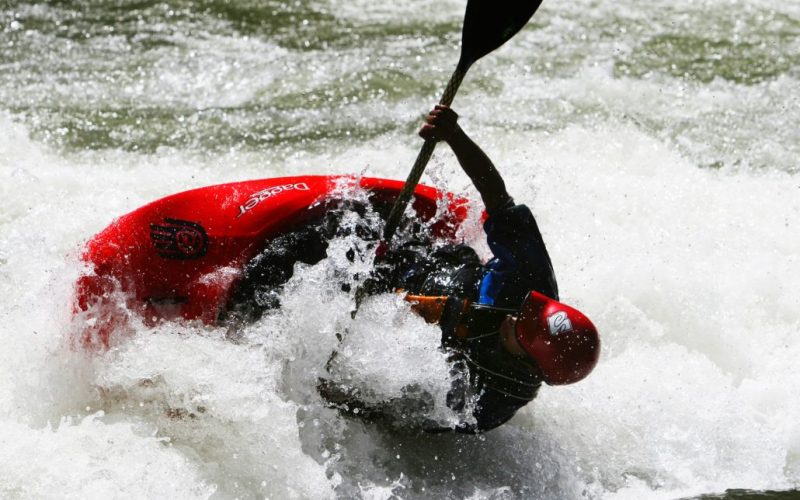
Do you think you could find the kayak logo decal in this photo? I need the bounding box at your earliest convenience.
[150,219,208,260]
[547,311,573,336]
[236,182,310,218]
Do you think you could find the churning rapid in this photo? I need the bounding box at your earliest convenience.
[1,1,799,499]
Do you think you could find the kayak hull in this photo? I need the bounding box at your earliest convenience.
[75,175,471,346]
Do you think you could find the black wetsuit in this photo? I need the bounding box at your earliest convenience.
[226,201,558,433]
[366,200,558,432]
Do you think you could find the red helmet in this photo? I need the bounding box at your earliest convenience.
[515,291,600,385]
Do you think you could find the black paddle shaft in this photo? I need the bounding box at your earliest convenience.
[382,0,543,241]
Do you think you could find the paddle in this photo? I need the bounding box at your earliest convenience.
[382,0,544,241]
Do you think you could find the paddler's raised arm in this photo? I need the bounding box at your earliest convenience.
[419,105,512,213]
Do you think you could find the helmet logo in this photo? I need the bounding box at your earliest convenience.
[547,311,573,336]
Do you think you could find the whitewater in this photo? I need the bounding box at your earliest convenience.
[1,1,799,498]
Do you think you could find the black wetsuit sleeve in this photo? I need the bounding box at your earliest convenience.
[483,203,559,301]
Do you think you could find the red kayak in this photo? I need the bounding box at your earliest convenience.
[74,175,472,347]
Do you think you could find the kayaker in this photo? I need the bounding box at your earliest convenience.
[228,105,600,433]
[318,105,599,432]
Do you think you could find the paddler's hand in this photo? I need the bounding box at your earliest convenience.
[419,105,461,143]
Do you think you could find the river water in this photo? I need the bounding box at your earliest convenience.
[1,1,799,499]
